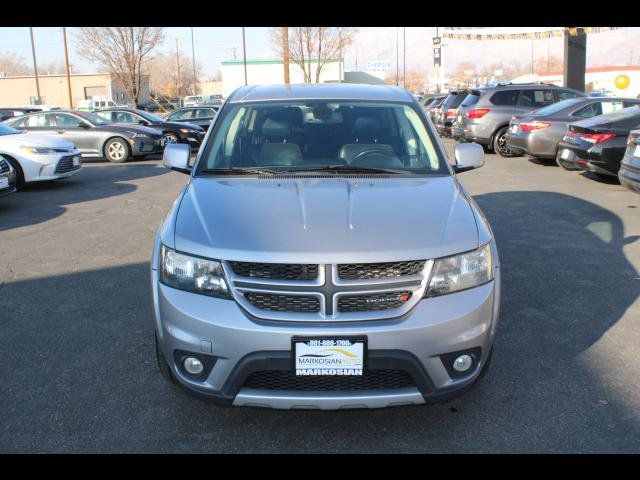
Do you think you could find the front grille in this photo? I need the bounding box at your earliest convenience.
[54,155,81,174]
[338,260,425,280]
[230,261,318,281]
[338,291,412,312]
[244,292,320,313]
[0,157,9,173]
[243,369,415,391]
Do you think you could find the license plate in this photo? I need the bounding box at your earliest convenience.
[294,337,365,376]
[561,149,571,160]
[634,145,640,157]
[0,177,8,189]
[511,125,518,134]
[72,156,81,167]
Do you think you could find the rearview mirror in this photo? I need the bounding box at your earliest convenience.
[163,143,191,174]
[453,143,484,173]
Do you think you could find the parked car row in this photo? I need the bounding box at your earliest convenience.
[434,82,640,195]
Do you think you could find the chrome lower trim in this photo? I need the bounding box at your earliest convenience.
[232,387,426,409]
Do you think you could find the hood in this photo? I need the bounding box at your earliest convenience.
[0,133,75,149]
[162,121,204,131]
[99,124,163,137]
[173,176,480,264]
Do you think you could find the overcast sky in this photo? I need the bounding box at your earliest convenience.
[1,27,638,79]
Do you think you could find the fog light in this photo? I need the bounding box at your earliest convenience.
[183,357,204,375]
[453,354,473,373]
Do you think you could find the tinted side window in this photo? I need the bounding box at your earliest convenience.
[574,102,602,118]
[558,89,582,100]
[53,113,84,127]
[196,108,215,119]
[26,113,50,127]
[168,109,194,120]
[519,89,555,108]
[489,90,518,106]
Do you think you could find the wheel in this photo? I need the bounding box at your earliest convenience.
[493,127,519,158]
[104,138,131,163]
[162,132,179,146]
[155,332,177,385]
[2,155,25,190]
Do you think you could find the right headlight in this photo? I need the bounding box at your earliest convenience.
[159,244,231,299]
[426,242,494,297]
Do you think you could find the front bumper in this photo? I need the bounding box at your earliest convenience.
[131,138,163,155]
[152,266,501,409]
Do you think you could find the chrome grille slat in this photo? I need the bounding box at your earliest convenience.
[338,260,426,280]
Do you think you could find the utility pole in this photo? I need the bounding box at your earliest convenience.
[434,27,441,94]
[395,28,399,86]
[242,27,248,85]
[29,27,41,104]
[283,27,290,84]
[191,28,197,95]
[531,40,534,75]
[62,27,73,109]
[175,38,181,97]
[403,27,406,89]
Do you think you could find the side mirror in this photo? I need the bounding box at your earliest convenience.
[163,143,191,174]
[138,119,150,126]
[79,122,92,129]
[453,143,484,173]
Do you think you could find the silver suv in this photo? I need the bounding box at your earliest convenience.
[451,83,585,156]
[151,84,501,409]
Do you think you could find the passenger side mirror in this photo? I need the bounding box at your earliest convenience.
[453,143,484,173]
[163,143,192,174]
[138,119,150,126]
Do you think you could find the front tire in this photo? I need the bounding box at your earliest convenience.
[162,132,180,145]
[493,127,519,158]
[3,155,26,190]
[104,138,131,163]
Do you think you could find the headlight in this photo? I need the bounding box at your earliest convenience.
[20,146,56,154]
[179,128,192,134]
[426,243,494,297]
[159,244,230,298]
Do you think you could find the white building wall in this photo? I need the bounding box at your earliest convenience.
[511,68,640,97]
[221,60,343,97]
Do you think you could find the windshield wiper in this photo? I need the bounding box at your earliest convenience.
[200,167,282,176]
[284,165,405,175]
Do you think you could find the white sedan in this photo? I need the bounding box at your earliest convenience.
[0,123,82,188]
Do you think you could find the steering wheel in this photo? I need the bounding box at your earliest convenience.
[349,147,395,165]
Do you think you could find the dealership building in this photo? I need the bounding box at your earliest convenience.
[0,73,152,109]
[221,59,344,96]
[511,65,640,97]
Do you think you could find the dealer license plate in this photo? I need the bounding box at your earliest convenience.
[294,338,365,376]
[0,177,8,189]
[560,148,571,160]
[511,125,518,134]
[634,145,640,157]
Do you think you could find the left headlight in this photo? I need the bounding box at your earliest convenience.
[20,146,57,154]
[426,243,494,297]
[159,244,231,299]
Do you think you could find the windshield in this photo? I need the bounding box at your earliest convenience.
[0,124,20,136]
[135,110,165,123]
[75,111,111,125]
[198,101,446,175]
[534,98,584,116]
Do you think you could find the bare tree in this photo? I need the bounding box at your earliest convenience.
[75,27,165,106]
[0,51,31,76]
[146,49,203,98]
[270,27,357,83]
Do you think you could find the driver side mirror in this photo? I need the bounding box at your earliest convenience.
[138,119,150,126]
[163,143,192,174]
[79,122,91,129]
[453,143,484,173]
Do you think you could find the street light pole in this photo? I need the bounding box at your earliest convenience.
[242,27,248,86]
[62,27,73,108]
[191,27,197,95]
[29,27,41,103]
[403,27,406,89]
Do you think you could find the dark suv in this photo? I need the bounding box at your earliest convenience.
[434,90,470,137]
[451,83,586,156]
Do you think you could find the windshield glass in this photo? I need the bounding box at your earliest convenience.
[75,111,110,125]
[0,124,20,136]
[198,101,446,175]
[135,110,165,123]
[534,98,584,115]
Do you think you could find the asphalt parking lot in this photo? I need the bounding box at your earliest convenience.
[1,140,639,453]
